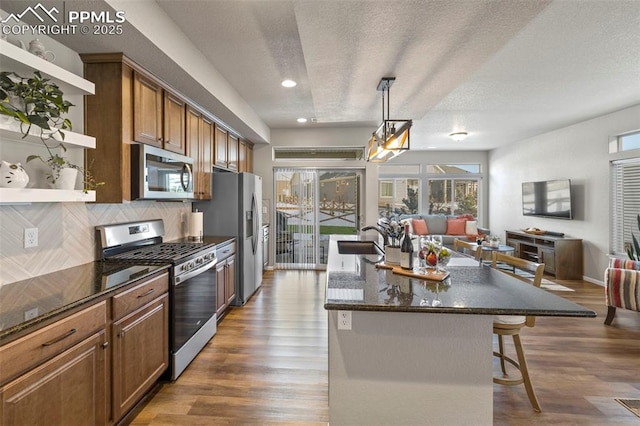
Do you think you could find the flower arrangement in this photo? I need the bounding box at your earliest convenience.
[377,216,404,247]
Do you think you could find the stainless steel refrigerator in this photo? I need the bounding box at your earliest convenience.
[195,171,263,305]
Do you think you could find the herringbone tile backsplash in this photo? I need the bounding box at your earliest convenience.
[0,202,191,285]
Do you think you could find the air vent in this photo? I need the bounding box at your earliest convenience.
[273,147,364,161]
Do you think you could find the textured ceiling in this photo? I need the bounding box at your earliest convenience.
[2,0,639,150]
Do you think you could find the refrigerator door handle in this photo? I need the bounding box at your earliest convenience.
[251,194,258,254]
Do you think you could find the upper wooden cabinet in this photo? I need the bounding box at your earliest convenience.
[238,139,254,173]
[247,142,253,173]
[214,126,228,169]
[133,73,162,147]
[214,126,240,171]
[132,71,186,154]
[163,92,186,154]
[81,53,249,202]
[238,140,247,172]
[187,107,213,200]
[227,134,238,171]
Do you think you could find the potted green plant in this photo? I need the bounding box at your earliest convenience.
[0,70,102,192]
[627,214,640,260]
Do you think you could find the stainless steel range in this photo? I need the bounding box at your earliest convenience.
[96,219,217,380]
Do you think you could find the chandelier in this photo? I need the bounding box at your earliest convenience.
[366,77,412,162]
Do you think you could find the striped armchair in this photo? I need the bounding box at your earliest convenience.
[604,258,640,325]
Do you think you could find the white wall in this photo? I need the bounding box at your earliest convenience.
[488,104,640,283]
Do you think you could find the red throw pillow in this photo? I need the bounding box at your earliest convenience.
[457,214,475,221]
[412,218,429,235]
[446,218,466,235]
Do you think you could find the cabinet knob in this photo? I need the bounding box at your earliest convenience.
[101,341,109,349]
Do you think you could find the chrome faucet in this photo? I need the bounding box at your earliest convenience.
[361,225,389,247]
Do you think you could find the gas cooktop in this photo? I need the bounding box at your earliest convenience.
[105,242,212,263]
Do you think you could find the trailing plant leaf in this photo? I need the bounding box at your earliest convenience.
[1,70,102,192]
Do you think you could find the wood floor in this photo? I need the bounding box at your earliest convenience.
[132,271,640,425]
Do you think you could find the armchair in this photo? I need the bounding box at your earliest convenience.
[604,258,640,325]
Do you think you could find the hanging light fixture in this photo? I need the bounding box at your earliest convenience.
[366,77,412,162]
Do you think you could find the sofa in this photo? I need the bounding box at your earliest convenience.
[604,257,640,325]
[398,213,489,247]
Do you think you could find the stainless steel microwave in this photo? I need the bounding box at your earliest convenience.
[131,144,194,200]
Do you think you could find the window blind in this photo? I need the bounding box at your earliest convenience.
[611,158,640,256]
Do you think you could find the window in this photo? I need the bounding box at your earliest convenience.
[428,179,478,216]
[377,163,481,219]
[377,178,420,218]
[611,158,640,256]
[380,181,393,198]
[426,164,480,217]
[609,131,640,153]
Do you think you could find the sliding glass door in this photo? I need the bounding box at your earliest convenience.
[274,168,362,269]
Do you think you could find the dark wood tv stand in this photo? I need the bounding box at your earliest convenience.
[505,230,583,280]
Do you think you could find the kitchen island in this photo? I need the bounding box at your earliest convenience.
[325,235,595,425]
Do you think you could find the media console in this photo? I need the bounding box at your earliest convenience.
[505,230,583,280]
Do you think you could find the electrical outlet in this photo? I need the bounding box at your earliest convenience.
[24,307,38,321]
[24,228,38,248]
[337,310,352,330]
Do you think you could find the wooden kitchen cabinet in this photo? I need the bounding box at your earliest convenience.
[0,270,170,425]
[238,140,247,172]
[215,241,237,319]
[227,134,239,171]
[0,302,109,425]
[214,126,228,169]
[132,71,186,154]
[132,72,163,148]
[111,272,169,421]
[225,254,236,305]
[163,92,187,154]
[187,106,213,200]
[246,143,253,172]
[0,331,108,426]
[238,140,254,173]
[214,125,240,171]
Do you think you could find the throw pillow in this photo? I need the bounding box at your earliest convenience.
[412,218,429,235]
[465,220,478,235]
[457,214,475,221]
[446,218,466,235]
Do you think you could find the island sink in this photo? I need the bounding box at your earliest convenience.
[336,240,383,255]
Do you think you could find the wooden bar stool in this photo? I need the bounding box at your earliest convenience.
[491,251,545,412]
[453,238,480,261]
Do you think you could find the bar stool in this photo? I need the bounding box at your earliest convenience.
[491,251,545,412]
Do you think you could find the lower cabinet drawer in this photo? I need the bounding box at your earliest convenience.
[112,272,169,320]
[0,301,107,385]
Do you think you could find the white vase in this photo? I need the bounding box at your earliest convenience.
[54,167,78,190]
[385,245,401,264]
[0,160,29,188]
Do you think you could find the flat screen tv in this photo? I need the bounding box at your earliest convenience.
[522,179,573,219]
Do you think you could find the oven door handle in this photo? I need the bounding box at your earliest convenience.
[174,258,217,286]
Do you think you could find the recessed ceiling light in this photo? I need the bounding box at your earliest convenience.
[281,79,297,88]
[297,118,307,123]
[449,132,468,142]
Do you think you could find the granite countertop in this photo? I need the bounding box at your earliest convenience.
[0,235,236,340]
[324,235,596,318]
[0,262,169,340]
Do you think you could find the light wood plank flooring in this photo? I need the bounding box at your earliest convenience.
[132,271,640,425]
